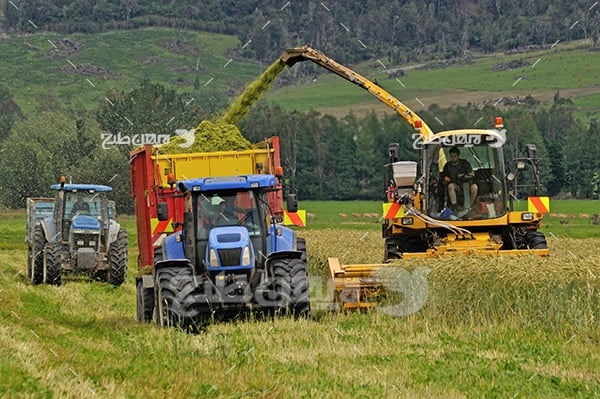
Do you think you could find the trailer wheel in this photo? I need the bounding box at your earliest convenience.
[108,229,128,286]
[30,225,45,284]
[136,278,154,322]
[526,231,547,250]
[289,258,310,317]
[154,266,200,332]
[43,243,62,286]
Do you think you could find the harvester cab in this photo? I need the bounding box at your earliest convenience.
[26,179,128,286]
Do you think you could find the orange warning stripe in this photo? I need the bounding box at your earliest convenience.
[383,202,403,219]
[528,196,549,213]
[284,211,305,227]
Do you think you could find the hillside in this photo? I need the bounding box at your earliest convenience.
[0,28,599,120]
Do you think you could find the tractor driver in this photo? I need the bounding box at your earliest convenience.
[70,192,90,216]
[441,147,478,212]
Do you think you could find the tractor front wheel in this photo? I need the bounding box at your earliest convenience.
[154,265,200,332]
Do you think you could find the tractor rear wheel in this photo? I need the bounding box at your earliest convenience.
[43,243,62,286]
[108,229,128,286]
[154,265,200,332]
[136,277,154,322]
[30,225,45,284]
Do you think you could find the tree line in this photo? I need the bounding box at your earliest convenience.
[0,80,598,214]
[2,0,599,66]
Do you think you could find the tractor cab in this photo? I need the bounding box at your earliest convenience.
[158,174,299,304]
[51,183,113,246]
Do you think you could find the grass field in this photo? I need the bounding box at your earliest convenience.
[1,200,599,398]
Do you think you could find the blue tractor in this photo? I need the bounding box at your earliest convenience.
[146,174,309,329]
[26,180,128,286]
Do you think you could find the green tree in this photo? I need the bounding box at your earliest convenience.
[0,84,24,142]
[0,111,98,208]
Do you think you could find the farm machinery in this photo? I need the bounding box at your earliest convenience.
[25,178,128,286]
[280,45,549,310]
[130,137,309,329]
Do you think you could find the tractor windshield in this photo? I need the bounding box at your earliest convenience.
[65,191,104,219]
[195,190,263,240]
[425,138,508,220]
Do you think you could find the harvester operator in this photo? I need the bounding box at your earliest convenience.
[441,147,478,212]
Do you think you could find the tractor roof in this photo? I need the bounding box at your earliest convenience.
[50,183,113,192]
[179,174,276,192]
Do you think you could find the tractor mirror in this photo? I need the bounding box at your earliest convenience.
[286,194,298,213]
[157,202,169,221]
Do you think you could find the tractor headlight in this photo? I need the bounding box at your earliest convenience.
[89,241,96,247]
[521,212,534,221]
[401,217,414,225]
[77,240,85,246]
[209,249,219,267]
[241,246,251,265]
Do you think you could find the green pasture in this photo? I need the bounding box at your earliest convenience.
[2,29,599,119]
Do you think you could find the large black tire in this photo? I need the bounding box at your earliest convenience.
[154,266,200,332]
[526,231,547,249]
[384,237,427,261]
[43,243,62,286]
[296,237,308,263]
[289,258,310,317]
[108,229,128,286]
[271,259,293,314]
[136,277,154,322]
[30,225,45,284]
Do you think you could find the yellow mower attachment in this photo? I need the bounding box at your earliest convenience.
[328,257,389,310]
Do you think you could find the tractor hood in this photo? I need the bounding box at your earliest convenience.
[71,215,101,232]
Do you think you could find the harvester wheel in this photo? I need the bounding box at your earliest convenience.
[43,243,62,286]
[271,259,292,314]
[296,237,308,263]
[526,231,547,249]
[289,258,310,317]
[384,238,402,261]
[30,225,45,284]
[108,229,128,286]
[154,266,200,332]
[136,278,154,322]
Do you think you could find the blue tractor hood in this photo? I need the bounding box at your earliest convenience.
[71,215,101,231]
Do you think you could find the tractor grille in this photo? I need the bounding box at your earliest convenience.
[218,248,241,267]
